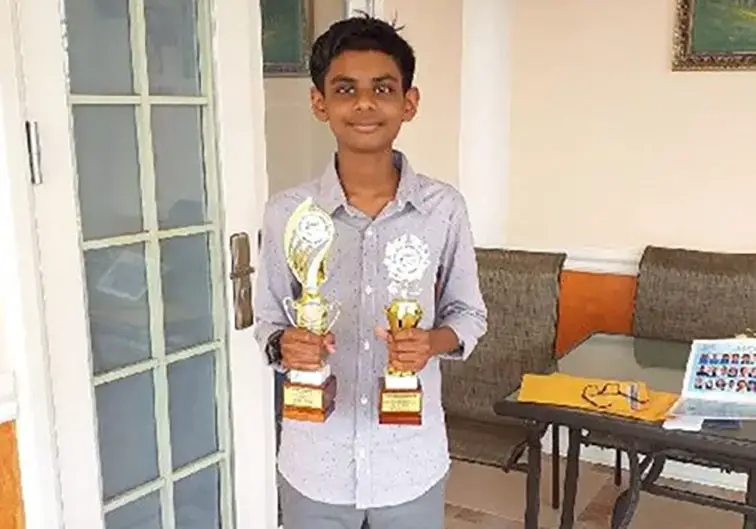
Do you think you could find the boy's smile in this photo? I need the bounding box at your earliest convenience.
[311,50,420,154]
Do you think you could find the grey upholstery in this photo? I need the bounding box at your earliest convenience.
[443,249,566,468]
[634,245,756,341]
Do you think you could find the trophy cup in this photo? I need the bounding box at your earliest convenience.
[379,234,430,426]
[281,197,340,423]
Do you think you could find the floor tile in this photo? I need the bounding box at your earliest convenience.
[444,504,523,529]
[445,457,751,528]
[445,457,611,527]
[577,474,745,529]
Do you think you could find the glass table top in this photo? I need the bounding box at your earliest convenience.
[515,333,756,442]
[558,333,691,394]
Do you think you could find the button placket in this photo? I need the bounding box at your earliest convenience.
[356,222,378,504]
[354,222,373,502]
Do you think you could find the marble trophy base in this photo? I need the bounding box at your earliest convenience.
[282,365,336,423]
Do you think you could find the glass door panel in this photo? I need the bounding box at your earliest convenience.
[160,234,214,353]
[151,106,208,229]
[73,106,143,240]
[85,244,151,374]
[65,0,134,95]
[105,493,163,529]
[96,371,160,501]
[145,0,202,96]
[63,0,231,526]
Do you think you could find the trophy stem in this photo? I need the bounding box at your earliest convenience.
[381,297,424,425]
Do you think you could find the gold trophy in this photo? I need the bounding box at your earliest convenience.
[379,234,430,426]
[281,197,340,423]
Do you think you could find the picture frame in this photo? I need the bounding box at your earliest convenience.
[673,0,756,70]
[261,0,314,77]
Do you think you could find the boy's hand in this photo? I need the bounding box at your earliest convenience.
[375,327,433,373]
[281,328,335,371]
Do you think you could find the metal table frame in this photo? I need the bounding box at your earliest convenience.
[494,400,756,529]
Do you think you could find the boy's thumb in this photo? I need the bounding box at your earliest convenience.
[374,326,390,342]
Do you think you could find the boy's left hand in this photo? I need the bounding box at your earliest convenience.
[375,327,433,373]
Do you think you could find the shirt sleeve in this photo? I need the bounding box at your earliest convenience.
[434,192,488,361]
[253,200,297,372]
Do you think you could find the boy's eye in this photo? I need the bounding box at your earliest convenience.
[335,85,355,95]
[374,85,393,95]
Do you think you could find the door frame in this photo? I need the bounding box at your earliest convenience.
[1,0,276,528]
[0,1,65,528]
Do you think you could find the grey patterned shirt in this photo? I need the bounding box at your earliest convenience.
[253,150,487,508]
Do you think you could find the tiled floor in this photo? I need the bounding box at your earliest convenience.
[445,458,746,528]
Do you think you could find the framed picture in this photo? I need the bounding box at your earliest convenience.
[673,0,756,70]
[261,0,314,76]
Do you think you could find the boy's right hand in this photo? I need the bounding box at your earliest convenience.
[280,328,335,371]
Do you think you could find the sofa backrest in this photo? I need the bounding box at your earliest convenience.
[441,249,566,423]
[634,245,756,341]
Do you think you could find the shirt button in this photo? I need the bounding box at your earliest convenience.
[365,285,373,295]
[365,228,374,238]
[360,395,368,405]
[358,449,366,459]
[363,340,370,351]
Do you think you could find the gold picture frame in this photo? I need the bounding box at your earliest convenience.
[261,0,314,76]
[673,0,756,71]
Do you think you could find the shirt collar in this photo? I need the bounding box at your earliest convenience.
[316,150,426,215]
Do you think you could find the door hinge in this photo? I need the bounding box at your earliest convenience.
[24,120,42,185]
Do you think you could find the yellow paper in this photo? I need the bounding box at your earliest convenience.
[518,373,678,423]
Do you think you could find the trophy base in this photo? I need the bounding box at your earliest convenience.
[379,377,422,426]
[287,364,331,386]
[282,375,337,423]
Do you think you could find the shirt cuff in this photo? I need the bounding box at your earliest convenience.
[436,319,478,361]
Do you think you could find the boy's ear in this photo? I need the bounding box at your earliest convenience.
[310,86,329,122]
[402,86,420,123]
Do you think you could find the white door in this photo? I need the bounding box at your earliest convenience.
[7,0,276,527]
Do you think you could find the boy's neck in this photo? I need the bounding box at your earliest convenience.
[336,148,399,200]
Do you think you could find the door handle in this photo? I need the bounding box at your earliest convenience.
[229,232,255,330]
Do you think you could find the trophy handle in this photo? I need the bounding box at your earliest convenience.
[282,296,298,327]
[324,300,341,334]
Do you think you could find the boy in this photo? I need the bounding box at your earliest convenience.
[253,14,487,529]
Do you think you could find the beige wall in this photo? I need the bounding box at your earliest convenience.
[384,0,463,185]
[507,0,756,253]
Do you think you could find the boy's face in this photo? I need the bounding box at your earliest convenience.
[310,50,419,154]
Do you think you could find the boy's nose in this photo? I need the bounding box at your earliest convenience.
[353,91,377,111]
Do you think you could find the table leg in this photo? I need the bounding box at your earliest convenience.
[611,446,642,529]
[558,427,581,529]
[552,425,560,509]
[744,471,755,529]
[524,423,542,529]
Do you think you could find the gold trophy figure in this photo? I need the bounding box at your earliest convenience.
[379,234,430,426]
[281,198,340,423]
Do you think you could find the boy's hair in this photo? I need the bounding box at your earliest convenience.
[309,13,416,94]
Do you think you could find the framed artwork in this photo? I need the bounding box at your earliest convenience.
[673,0,756,70]
[261,0,314,76]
